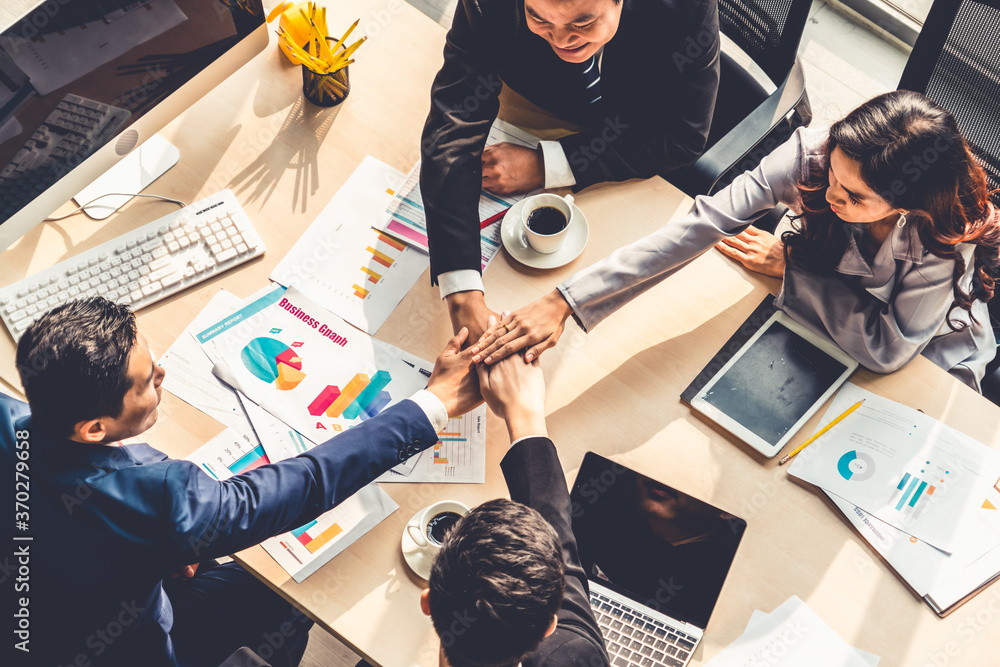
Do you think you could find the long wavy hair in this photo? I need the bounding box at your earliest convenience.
[783,90,1000,329]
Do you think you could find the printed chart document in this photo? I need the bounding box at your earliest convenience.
[706,596,878,666]
[380,409,487,484]
[0,0,187,95]
[187,428,397,583]
[196,286,430,442]
[825,488,1000,612]
[377,120,541,269]
[788,383,1000,554]
[158,289,254,440]
[270,156,429,335]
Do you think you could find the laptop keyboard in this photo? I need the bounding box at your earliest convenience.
[590,591,697,667]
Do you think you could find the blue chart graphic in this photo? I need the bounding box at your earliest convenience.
[889,461,947,517]
[837,450,876,482]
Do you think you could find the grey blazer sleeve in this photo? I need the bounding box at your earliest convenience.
[558,126,823,332]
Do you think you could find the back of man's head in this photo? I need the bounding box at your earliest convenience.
[16,297,137,438]
[428,498,564,667]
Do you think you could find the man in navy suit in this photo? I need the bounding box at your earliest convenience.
[0,297,481,666]
[418,344,610,667]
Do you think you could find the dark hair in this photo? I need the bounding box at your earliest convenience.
[784,90,1000,329]
[16,298,138,438]
[428,499,564,667]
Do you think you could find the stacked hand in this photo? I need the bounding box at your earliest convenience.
[470,291,573,365]
[477,349,547,441]
[426,328,485,418]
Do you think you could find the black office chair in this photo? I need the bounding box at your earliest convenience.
[897,0,1000,401]
[669,0,814,230]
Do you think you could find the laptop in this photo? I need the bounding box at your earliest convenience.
[570,453,747,667]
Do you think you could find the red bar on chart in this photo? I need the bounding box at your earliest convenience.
[308,385,342,416]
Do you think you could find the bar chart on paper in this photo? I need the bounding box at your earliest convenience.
[890,462,948,518]
[381,407,488,484]
[269,157,429,334]
[262,484,399,582]
[377,119,542,269]
[187,429,270,481]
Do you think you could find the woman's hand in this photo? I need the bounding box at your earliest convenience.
[470,290,574,364]
[714,226,786,277]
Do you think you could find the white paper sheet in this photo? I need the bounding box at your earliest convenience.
[376,119,541,269]
[380,408,487,484]
[706,596,876,666]
[158,289,254,440]
[186,428,397,583]
[197,286,430,441]
[270,156,429,335]
[826,486,1000,597]
[788,383,1000,554]
[0,0,187,95]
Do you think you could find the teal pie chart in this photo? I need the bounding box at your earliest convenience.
[241,337,295,383]
[837,450,876,482]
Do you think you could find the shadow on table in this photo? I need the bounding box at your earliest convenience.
[228,97,343,212]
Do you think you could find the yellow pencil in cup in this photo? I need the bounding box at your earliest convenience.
[777,399,865,466]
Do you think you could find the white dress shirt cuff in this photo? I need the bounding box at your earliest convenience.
[438,269,485,300]
[539,140,577,189]
[407,389,450,434]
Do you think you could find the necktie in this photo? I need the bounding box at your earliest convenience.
[582,55,601,105]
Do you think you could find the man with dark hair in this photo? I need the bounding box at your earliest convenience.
[419,340,610,667]
[421,0,720,340]
[1,297,481,666]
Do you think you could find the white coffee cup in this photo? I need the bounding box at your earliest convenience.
[405,500,469,553]
[520,193,575,254]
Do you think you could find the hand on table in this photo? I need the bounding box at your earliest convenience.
[446,290,499,346]
[481,142,544,195]
[477,354,547,441]
[426,328,484,418]
[471,290,573,365]
[714,225,786,278]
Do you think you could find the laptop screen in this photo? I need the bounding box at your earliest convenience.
[570,452,747,629]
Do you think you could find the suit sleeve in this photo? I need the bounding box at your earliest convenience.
[558,1,720,189]
[162,399,437,562]
[558,126,816,332]
[420,0,502,282]
[501,438,610,665]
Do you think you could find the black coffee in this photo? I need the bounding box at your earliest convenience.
[426,511,462,545]
[527,206,568,235]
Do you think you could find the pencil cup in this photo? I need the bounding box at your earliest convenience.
[301,63,350,107]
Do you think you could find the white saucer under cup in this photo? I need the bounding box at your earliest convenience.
[401,500,469,580]
[501,198,590,270]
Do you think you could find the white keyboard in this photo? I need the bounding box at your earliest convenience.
[0,190,264,340]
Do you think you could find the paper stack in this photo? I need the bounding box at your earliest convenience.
[706,596,878,666]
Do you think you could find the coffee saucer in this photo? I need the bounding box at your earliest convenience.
[401,510,434,580]
[500,198,590,269]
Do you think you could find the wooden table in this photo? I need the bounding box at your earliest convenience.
[3,1,1000,665]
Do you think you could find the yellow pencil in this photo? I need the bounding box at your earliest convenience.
[777,399,866,466]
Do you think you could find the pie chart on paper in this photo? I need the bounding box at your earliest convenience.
[837,450,876,482]
[241,337,307,390]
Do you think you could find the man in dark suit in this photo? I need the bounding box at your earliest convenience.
[0,297,480,666]
[419,348,609,666]
[420,0,720,339]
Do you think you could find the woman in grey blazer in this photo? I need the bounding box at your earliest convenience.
[470,91,1000,390]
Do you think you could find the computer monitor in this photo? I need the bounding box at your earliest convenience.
[0,0,268,252]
